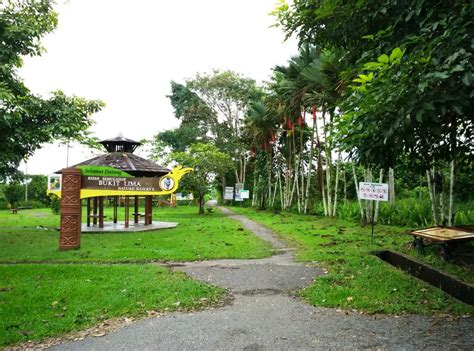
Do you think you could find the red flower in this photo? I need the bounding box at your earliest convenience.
[312,106,317,123]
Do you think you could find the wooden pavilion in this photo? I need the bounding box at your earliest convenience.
[66,134,170,229]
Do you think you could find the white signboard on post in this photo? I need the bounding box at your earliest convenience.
[224,187,234,200]
[241,190,250,199]
[234,183,244,201]
[358,182,389,201]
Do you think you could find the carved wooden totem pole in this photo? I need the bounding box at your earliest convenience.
[59,168,82,250]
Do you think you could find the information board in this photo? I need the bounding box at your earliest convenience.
[358,182,389,201]
[224,186,234,200]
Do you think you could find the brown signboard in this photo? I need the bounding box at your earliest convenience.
[82,176,163,192]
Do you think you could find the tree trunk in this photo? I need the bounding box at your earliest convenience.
[304,121,316,213]
[388,167,395,204]
[198,195,205,214]
[352,162,364,221]
[242,154,246,185]
[343,166,347,204]
[267,150,272,208]
[427,169,439,226]
[448,160,455,226]
[439,171,446,226]
[252,164,258,207]
[374,169,384,224]
[332,152,341,216]
[321,158,328,216]
[221,177,226,205]
[325,151,332,217]
[365,168,373,224]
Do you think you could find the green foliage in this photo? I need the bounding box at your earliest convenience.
[0,0,104,180]
[153,71,263,189]
[276,0,473,170]
[172,143,234,214]
[3,183,23,208]
[50,194,60,214]
[27,175,49,205]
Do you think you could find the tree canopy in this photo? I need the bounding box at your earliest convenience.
[172,143,233,214]
[275,0,473,169]
[0,0,104,180]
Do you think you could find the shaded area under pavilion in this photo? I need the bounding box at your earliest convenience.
[64,134,175,232]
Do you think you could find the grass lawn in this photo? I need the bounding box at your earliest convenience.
[0,204,270,347]
[0,264,224,347]
[0,206,272,262]
[230,207,474,316]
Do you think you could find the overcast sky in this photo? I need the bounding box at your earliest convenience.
[19,0,298,175]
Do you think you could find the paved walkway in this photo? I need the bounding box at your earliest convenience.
[54,208,474,350]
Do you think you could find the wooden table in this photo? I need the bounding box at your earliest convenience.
[410,226,474,260]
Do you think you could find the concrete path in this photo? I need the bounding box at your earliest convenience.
[54,208,474,350]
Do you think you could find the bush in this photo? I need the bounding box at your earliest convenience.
[0,199,8,210]
[3,183,24,208]
[50,194,60,214]
[333,198,474,228]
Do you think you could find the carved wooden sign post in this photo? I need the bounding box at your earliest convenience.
[59,168,82,250]
[55,166,192,250]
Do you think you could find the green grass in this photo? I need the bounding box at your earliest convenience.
[230,207,474,315]
[0,264,224,347]
[0,206,272,262]
[0,205,271,346]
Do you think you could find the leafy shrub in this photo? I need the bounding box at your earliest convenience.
[50,194,60,214]
[3,183,24,208]
[333,198,474,228]
[0,199,8,210]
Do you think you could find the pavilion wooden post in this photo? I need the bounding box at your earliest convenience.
[113,196,118,223]
[134,196,139,224]
[98,197,104,228]
[59,168,82,250]
[86,198,91,227]
[124,196,130,228]
[149,196,153,224]
[145,195,153,225]
[93,197,98,225]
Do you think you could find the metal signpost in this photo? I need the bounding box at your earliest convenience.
[358,182,389,241]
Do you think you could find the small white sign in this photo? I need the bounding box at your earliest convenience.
[358,182,389,201]
[240,190,250,199]
[176,192,193,201]
[224,186,234,200]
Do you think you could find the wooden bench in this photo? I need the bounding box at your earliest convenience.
[10,206,33,214]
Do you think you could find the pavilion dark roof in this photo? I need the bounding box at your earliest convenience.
[60,134,169,177]
[72,152,170,177]
[100,135,142,153]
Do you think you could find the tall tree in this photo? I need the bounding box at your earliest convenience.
[186,70,262,185]
[275,0,473,224]
[0,0,104,180]
[172,143,233,214]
